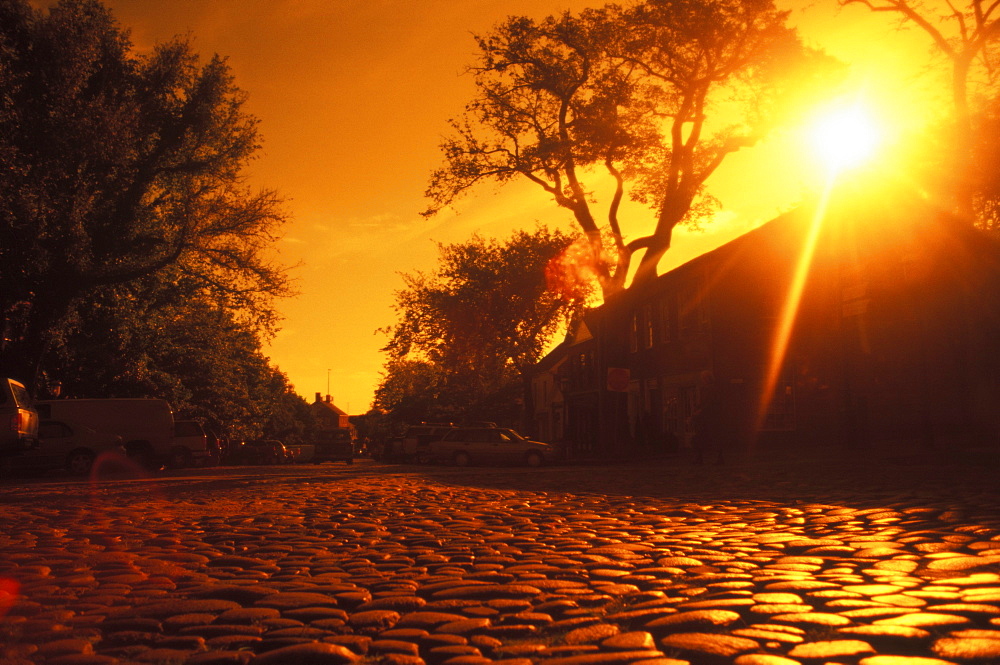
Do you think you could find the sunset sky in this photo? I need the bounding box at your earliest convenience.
[92,0,942,414]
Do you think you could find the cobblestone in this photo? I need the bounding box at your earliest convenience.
[2,453,1000,664]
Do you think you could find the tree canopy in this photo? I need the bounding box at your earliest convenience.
[424,0,835,294]
[0,0,311,442]
[0,0,290,389]
[49,278,311,441]
[377,227,587,425]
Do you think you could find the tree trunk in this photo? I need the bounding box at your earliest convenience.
[631,238,670,287]
[631,207,682,287]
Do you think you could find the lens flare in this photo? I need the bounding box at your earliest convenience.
[757,186,833,434]
[545,237,605,305]
[0,577,19,618]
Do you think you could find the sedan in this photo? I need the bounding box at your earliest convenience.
[427,427,558,467]
[228,439,291,466]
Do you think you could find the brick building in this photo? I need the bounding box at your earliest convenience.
[312,393,351,430]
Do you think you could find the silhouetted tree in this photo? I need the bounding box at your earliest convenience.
[378,227,587,424]
[424,0,834,293]
[373,359,448,424]
[0,0,290,389]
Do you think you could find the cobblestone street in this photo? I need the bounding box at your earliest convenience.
[2,451,1000,665]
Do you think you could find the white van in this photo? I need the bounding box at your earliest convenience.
[34,399,207,469]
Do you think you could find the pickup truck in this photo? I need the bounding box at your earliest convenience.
[1,378,39,456]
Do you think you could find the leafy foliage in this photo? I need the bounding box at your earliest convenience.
[0,0,309,441]
[373,359,449,424]
[48,276,313,441]
[425,0,835,292]
[0,0,290,387]
[377,227,586,425]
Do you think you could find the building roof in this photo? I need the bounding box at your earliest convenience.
[313,393,347,416]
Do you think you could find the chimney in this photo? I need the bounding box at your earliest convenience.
[315,392,321,404]
[326,394,332,403]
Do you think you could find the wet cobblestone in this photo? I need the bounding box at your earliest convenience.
[1,452,1000,664]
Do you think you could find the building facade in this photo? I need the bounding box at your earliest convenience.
[528,199,1000,460]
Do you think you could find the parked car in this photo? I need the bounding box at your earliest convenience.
[311,428,354,464]
[229,439,290,466]
[1,378,39,456]
[11,419,124,475]
[172,420,208,468]
[427,426,558,467]
[380,422,454,463]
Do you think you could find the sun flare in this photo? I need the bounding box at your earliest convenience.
[808,102,881,174]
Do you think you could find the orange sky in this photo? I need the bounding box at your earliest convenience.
[93,0,941,414]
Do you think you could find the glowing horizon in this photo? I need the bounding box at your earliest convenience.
[91,1,941,412]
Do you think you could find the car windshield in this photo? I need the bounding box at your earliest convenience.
[499,429,524,441]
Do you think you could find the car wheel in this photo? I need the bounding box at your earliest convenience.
[454,451,470,467]
[525,451,544,468]
[168,446,192,469]
[66,449,95,475]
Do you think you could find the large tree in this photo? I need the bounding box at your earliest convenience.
[378,227,587,424]
[424,0,833,293]
[0,0,289,389]
[49,277,312,442]
[373,359,449,424]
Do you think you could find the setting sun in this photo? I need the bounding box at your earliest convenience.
[808,102,882,174]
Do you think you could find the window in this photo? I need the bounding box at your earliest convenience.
[629,311,640,353]
[642,303,654,349]
[39,421,72,438]
[571,351,595,388]
[629,305,655,353]
[679,280,710,337]
[656,294,675,343]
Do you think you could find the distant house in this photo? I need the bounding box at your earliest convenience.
[528,194,1000,459]
[312,393,351,430]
